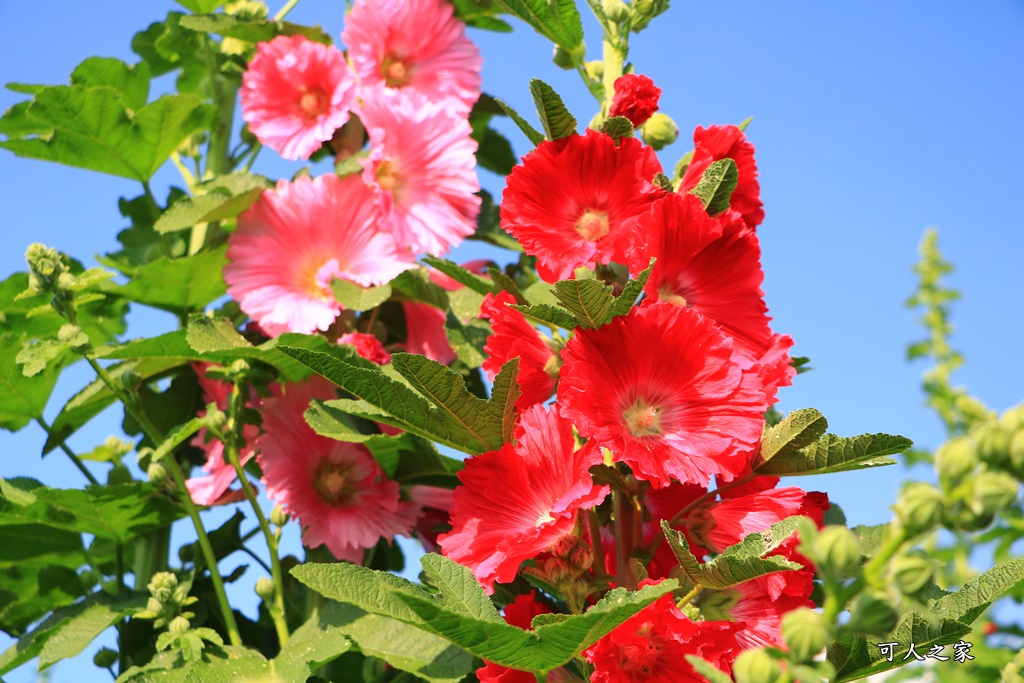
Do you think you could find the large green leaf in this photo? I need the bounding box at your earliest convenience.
[755,432,912,476]
[0,333,64,432]
[529,79,576,140]
[116,647,272,683]
[154,173,268,233]
[173,0,228,13]
[112,246,228,313]
[688,158,738,216]
[0,593,146,675]
[661,518,804,589]
[755,408,829,466]
[552,278,615,329]
[492,0,584,50]
[330,280,393,312]
[70,57,150,110]
[0,480,184,543]
[451,0,514,32]
[292,555,677,674]
[492,98,545,146]
[178,13,333,44]
[422,256,496,296]
[0,87,214,181]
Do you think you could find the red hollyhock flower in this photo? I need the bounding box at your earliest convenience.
[584,584,741,683]
[501,130,664,282]
[728,548,817,650]
[480,291,559,409]
[558,303,769,488]
[402,301,455,364]
[689,486,829,554]
[338,331,391,365]
[439,404,608,592]
[679,124,764,229]
[609,73,661,127]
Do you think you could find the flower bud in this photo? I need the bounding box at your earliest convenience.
[999,403,1024,432]
[119,368,142,393]
[55,272,78,294]
[270,505,289,528]
[255,577,276,601]
[935,435,976,485]
[892,482,943,535]
[602,0,631,23]
[632,0,655,18]
[93,648,118,669]
[974,423,1013,468]
[640,112,678,151]
[781,607,830,661]
[147,462,169,486]
[168,615,190,636]
[1009,430,1024,474]
[891,551,936,597]
[148,572,178,602]
[584,61,604,81]
[812,526,863,578]
[732,647,782,683]
[846,591,900,635]
[969,470,1019,517]
[552,45,575,70]
[950,505,995,532]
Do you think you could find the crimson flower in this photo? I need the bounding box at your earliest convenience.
[610,73,661,127]
[480,291,559,409]
[679,124,764,229]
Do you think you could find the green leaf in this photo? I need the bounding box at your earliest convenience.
[475,127,517,175]
[685,656,733,683]
[467,189,523,253]
[391,268,451,311]
[688,158,738,216]
[444,311,490,369]
[599,116,634,141]
[154,173,268,233]
[0,88,214,181]
[174,0,228,13]
[117,646,271,682]
[931,558,1024,624]
[509,303,577,331]
[755,408,829,466]
[0,480,184,543]
[178,13,333,45]
[15,338,75,378]
[0,593,145,675]
[493,97,545,146]
[755,432,911,476]
[422,256,496,296]
[0,338,65,431]
[330,280,393,312]
[553,278,615,329]
[451,0,514,32]
[420,554,504,622]
[529,79,577,140]
[112,246,227,313]
[70,58,150,110]
[492,0,584,50]
[607,259,655,318]
[661,518,803,589]
[272,606,353,682]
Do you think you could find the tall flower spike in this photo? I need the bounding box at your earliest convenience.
[558,303,769,488]
[359,93,481,256]
[240,34,355,161]
[342,0,482,113]
[439,404,608,592]
[500,129,664,282]
[225,174,415,337]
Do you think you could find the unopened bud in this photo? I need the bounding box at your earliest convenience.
[147,462,169,485]
[93,648,118,669]
[57,323,83,343]
[640,113,679,151]
[632,0,655,18]
[892,551,936,597]
[935,436,976,485]
[602,0,630,22]
[255,577,276,600]
[999,403,1024,432]
[270,505,289,528]
[781,607,830,661]
[974,423,1012,468]
[119,369,142,393]
[168,615,190,636]
[148,572,178,601]
[1009,430,1024,474]
[552,45,574,70]
[584,60,604,81]
[950,505,995,532]
[813,526,863,578]
[847,592,900,635]
[543,557,571,585]
[892,482,943,535]
[732,647,782,683]
[56,272,78,294]
[969,470,1019,516]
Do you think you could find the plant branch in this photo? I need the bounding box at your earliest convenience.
[35,416,99,485]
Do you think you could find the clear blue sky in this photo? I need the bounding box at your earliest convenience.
[1,1,1023,681]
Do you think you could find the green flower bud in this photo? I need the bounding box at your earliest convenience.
[732,648,782,683]
[270,505,290,528]
[602,0,631,23]
[974,423,1013,468]
[892,482,943,535]
[255,577,276,601]
[204,406,228,432]
[632,0,655,18]
[891,550,936,597]
[168,615,190,636]
[640,113,679,151]
[950,505,995,532]
[781,607,830,661]
[1000,403,1024,432]
[119,368,142,393]
[57,323,83,343]
[969,470,1019,516]
[55,272,78,294]
[80,568,101,589]
[148,572,178,602]
[812,526,863,578]
[178,544,195,563]
[552,45,575,70]
[147,462,169,486]
[93,647,118,669]
[1009,430,1024,474]
[584,60,604,81]
[846,591,900,635]
[935,435,976,485]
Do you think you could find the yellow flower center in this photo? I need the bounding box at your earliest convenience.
[375,159,400,193]
[575,209,610,242]
[622,398,662,437]
[314,460,357,504]
[657,285,688,307]
[298,88,328,118]
[382,55,410,87]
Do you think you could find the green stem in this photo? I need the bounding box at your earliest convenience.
[676,583,702,610]
[273,0,301,20]
[863,526,910,590]
[601,28,626,107]
[224,379,290,646]
[35,416,98,485]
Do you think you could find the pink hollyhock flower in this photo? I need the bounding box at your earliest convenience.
[558,303,769,488]
[185,363,258,506]
[258,377,418,561]
[342,0,481,114]
[679,124,764,229]
[408,485,453,554]
[609,73,661,127]
[358,92,481,256]
[240,34,355,161]
[225,174,415,337]
[402,302,456,364]
[439,404,608,592]
[338,331,391,365]
[480,291,559,409]
[584,583,741,683]
[501,130,664,282]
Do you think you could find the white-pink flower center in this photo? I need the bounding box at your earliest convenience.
[575,209,610,242]
[622,398,662,437]
[298,88,329,118]
[314,461,357,505]
[381,55,411,87]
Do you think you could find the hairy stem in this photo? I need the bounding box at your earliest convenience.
[35,416,98,485]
